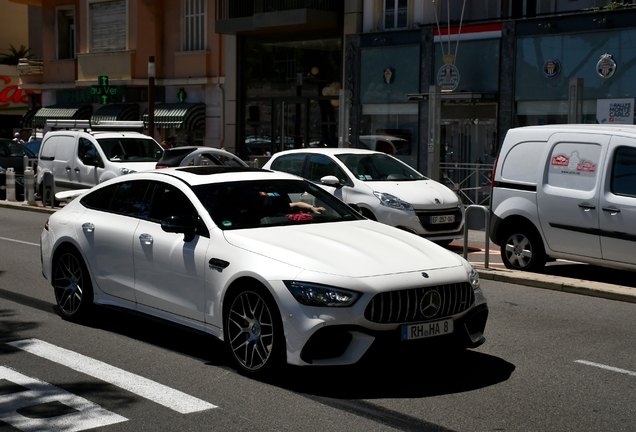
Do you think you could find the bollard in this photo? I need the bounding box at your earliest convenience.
[23,168,36,205]
[6,168,16,201]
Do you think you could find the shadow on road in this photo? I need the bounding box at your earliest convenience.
[539,262,636,288]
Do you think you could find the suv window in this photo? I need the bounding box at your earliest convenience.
[547,142,601,192]
[611,146,636,197]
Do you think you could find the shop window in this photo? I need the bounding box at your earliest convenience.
[89,0,126,52]
[384,0,408,30]
[183,0,206,51]
[56,6,75,60]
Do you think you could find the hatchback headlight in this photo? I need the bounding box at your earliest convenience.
[373,192,414,211]
[284,281,360,307]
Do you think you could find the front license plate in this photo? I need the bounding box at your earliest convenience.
[402,319,454,341]
[430,215,455,224]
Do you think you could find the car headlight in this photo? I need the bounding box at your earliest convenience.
[373,192,414,211]
[120,168,136,175]
[469,267,480,291]
[284,281,360,307]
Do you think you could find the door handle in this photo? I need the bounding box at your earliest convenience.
[578,202,596,211]
[65,166,72,171]
[139,233,153,245]
[81,222,95,233]
[602,206,621,215]
[74,168,80,173]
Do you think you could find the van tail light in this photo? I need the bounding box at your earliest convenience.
[490,158,498,191]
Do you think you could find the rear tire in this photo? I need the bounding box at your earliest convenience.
[224,283,285,375]
[53,251,93,319]
[500,225,546,272]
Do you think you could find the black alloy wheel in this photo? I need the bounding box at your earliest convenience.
[53,251,93,318]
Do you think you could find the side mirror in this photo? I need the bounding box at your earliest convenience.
[82,154,102,167]
[321,175,343,188]
[161,214,197,242]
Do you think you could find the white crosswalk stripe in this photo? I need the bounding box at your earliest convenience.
[8,339,217,414]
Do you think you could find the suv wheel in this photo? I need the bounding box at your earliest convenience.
[500,226,546,272]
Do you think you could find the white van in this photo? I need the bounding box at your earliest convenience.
[490,124,636,272]
[36,122,163,202]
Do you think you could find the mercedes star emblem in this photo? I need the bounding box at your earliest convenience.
[420,291,442,319]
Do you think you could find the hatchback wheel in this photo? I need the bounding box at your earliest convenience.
[224,286,283,374]
[501,226,546,272]
[53,251,93,318]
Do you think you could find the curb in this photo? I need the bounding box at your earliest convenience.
[476,266,636,304]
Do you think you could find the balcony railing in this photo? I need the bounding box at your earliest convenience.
[217,0,338,20]
[17,58,44,75]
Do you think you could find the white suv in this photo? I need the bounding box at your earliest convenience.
[37,124,163,202]
[490,124,636,272]
[263,148,465,244]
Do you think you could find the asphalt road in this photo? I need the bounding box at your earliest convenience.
[1,207,636,431]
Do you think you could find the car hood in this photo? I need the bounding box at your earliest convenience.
[223,220,464,277]
[362,180,459,208]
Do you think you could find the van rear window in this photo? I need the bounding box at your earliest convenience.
[500,142,543,184]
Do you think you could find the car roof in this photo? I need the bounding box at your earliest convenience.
[127,165,302,186]
[270,147,381,158]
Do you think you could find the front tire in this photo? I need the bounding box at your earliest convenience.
[224,284,284,375]
[53,251,93,319]
[500,225,546,272]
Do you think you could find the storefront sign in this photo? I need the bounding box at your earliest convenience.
[596,54,617,79]
[0,76,37,113]
[437,64,460,92]
[91,76,120,104]
[597,98,634,124]
[543,59,561,78]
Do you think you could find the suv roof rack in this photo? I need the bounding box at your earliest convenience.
[91,121,144,132]
[45,119,91,131]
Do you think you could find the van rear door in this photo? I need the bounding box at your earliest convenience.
[599,137,636,265]
[536,133,609,259]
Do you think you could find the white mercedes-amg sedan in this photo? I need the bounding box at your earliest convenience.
[41,165,488,375]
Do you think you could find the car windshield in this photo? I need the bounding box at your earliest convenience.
[336,153,425,181]
[193,179,363,230]
[97,137,163,162]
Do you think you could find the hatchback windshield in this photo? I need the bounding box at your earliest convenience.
[193,179,362,230]
[97,138,163,162]
[336,153,425,181]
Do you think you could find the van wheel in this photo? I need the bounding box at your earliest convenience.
[500,226,546,272]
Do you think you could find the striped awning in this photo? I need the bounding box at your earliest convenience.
[31,105,93,128]
[142,103,205,131]
[91,104,140,124]
[20,106,40,128]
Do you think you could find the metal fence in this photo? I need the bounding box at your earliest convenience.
[217,0,338,19]
[440,163,494,207]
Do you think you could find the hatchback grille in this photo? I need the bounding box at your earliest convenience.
[416,208,462,232]
[364,283,475,324]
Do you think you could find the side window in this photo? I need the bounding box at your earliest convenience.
[547,142,601,192]
[306,155,350,185]
[611,146,636,197]
[271,153,306,177]
[80,184,117,211]
[110,181,152,217]
[149,183,198,222]
[78,138,100,163]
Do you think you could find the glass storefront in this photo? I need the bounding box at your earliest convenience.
[515,28,636,126]
[241,36,342,157]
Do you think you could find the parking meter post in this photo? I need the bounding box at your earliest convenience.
[6,168,16,201]
[23,168,35,205]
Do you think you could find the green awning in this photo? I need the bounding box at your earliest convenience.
[91,104,140,124]
[31,105,93,128]
[142,103,205,131]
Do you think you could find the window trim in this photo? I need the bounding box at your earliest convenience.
[87,0,129,53]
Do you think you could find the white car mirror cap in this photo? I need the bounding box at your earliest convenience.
[321,175,341,187]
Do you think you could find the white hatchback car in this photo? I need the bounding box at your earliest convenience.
[263,148,465,244]
[41,166,487,375]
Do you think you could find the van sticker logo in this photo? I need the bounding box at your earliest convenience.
[551,151,597,174]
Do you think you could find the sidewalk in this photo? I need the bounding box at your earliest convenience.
[2,198,635,304]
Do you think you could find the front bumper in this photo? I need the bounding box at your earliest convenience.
[295,303,488,365]
[375,205,465,240]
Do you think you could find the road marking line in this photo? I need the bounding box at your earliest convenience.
[8,339,217,414]
[0,237,39,247]
[0,366,128,432]
[575,360,636,377]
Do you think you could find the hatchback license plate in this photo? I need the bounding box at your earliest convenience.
[430,215,455,224]
[402,319,453,341]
